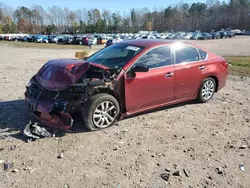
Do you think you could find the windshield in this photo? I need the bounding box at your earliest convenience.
[86,43,144,69]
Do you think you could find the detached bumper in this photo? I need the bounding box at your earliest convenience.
[25,98,73,130]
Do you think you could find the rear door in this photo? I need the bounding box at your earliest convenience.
[173,45,205,100]
[124,46,175,112]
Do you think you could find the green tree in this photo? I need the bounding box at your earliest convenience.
[130,9,136,32]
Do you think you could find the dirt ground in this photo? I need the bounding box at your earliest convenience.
[189,36,250,56]
[0,38,250,188]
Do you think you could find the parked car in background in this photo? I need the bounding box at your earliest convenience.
[97,36,108,45]
[57,35,71,44]
[105,37,123,47]
[60,36,74,44]
[4,36,10,40]
[210,32,221,39]
[25,40,228,131]
[80,37,89,45]
[27,35,37,42]
[0,36,3,40]
[51,36,60,43]
[105,39,113,47]
[190,33,208,40]
[219,31,228,38]
[184,32,194,40]
[42,36,49,43]
[48,35,56,43]
[35,35,44,43]
[202,32,212,40]
[226,31,235,38]
[88,37,97,45]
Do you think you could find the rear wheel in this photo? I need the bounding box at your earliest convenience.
[197,78,216,103]
[81,93,120,131]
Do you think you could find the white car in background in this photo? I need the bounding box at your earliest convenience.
[88,37,97,45]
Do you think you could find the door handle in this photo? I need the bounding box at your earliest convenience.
[165,72,174,78]
[199,65,206,70]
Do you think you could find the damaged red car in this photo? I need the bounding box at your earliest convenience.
[25,40,228,131]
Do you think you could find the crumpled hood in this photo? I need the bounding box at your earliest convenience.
[35,59,108,91]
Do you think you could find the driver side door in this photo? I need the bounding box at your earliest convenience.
[124,46,175,113]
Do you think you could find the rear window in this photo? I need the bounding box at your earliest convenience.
[198,49,208,60]
[175,46,199,64]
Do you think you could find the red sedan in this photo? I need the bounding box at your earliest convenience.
[25,40,228,131]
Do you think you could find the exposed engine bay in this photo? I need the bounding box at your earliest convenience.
[25,60,120,130]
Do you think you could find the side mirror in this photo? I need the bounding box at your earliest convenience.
[131,64,149,73]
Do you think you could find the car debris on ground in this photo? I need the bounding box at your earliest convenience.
[4,163,14,171]
[160,172,170,181]
[239,163,245,172]
[23,121,52,139]
[173,170,181,176]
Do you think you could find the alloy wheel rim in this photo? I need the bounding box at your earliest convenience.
[201,80,215,100]
[93,101,117,128]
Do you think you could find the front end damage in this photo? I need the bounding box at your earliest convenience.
[25,59,117,130]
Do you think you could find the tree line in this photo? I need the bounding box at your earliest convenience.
[0,0,250,34]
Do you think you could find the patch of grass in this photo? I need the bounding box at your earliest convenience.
[225,56,250,68]
[224,56,250,76]
[0,40,103,51]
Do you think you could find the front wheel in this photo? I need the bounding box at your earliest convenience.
[197,78,216,103]
[81,93,120,131]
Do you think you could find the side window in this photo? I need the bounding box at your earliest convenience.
[198,49,208,60]
[175,46,199,64]
[136,46,171,69]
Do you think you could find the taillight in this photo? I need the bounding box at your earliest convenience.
[221,60,228,68]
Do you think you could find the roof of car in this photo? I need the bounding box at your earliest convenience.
[119,39,208,52]
[119,39,176,47]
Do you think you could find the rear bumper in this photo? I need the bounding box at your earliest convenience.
[25,97,73,130]
[218,74,228,91]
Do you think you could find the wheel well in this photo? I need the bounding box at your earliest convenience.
[93,88,123,112]
[208,76,219,92]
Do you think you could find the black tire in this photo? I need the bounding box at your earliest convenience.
[197,77,216,103]
[81,93,120,131]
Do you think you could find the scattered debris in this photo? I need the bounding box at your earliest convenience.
[63,183,70,188]
[10,145,17,151]
[239,163,245,172]
[173,170,181,176]
[121,129,128,133]
[160,172,170,181]
[4,163,14,171]
[215,167,223,175]
[57,153,64,159]
[23,121,52,139]
[12,169,19,173]
[239,145,247,149]
[183,169,190,177]
[165,168,171,172]
[23,166,32,171]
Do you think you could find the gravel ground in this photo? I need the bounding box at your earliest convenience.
[0,41,250,188]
